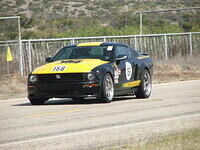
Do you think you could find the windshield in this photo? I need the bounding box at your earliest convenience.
[53,46,113,61]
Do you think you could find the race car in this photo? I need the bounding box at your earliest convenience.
[27,42,153,105]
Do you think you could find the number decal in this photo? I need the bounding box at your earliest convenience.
[53,66,66,71]
[125,62,132,80]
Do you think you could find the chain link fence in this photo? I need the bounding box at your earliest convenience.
[0,32,199,76]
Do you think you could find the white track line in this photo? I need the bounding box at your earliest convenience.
[1,112,200,147]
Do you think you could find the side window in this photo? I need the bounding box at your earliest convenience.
[88,47,104,56]
[115,46,132,58]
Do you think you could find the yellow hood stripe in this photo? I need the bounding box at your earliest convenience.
[77,42,103,47]
[32,59,108,74]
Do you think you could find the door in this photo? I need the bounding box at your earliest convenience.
[114,45,136,90]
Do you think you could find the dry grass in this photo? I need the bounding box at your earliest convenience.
[106,129,200,150]
[153,56,200,83]
[0,74,26,99]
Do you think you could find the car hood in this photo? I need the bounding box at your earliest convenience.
[32,59,109,74]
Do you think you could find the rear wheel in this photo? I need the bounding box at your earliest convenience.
[135,69,152,98]
[98,73,114,103]
[28,97,48,105]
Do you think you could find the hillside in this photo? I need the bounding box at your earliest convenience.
[0,0,199,19]
[0,0,200,40]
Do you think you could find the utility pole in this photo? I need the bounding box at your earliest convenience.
[140,12,143,35]
[137,7,200,35]
[18,16,23,76]
[0,16,23,75]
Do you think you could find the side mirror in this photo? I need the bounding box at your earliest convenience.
[141,53,148,56]
[45,57,52,62]
[115,55,128,61]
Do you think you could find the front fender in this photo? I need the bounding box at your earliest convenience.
[92,63,115,85]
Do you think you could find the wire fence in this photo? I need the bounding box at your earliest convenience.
[0,32,199,76]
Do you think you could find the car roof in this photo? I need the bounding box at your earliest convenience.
[64,42,128,48]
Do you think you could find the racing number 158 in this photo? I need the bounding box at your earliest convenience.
[53,66,66,71]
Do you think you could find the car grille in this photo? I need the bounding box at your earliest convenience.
[38,73,86,83]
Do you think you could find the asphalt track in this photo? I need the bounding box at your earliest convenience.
[0,80,200,150]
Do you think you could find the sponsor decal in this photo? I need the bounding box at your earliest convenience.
[114,79,119,84]
[125,62,132,80]
[53,66,66,71]
[114,66,121,84]
[107,46,113,51]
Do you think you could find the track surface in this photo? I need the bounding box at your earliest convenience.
[0,80,200,150]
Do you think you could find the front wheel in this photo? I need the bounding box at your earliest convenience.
[135,69,152,98]
[98,73,114,103]
[28,97,48,105]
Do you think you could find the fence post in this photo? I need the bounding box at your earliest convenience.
[134,36,137,49]
[164,34,168,60]
[28,40,32,73]
[103,37,106,42]
[19,39,24,76]
[71,38,75,44]
[189,32,193,56]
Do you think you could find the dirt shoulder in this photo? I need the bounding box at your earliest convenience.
[153,71,200,84]
[106,128,200,150]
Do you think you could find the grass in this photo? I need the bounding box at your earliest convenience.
[106,129,200,150]
[0,74,26,99]
[153,56,200,83]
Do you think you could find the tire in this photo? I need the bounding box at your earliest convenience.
[135,69,152,98]
[98,73,114,103]
[28,97,48,105]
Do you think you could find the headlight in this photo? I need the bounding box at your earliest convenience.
[87,73,95,81]
[29,74,37,83]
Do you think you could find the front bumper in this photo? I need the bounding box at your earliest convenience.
[28,82,100,99]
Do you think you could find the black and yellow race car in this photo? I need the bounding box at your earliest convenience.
[28,42,153,105]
